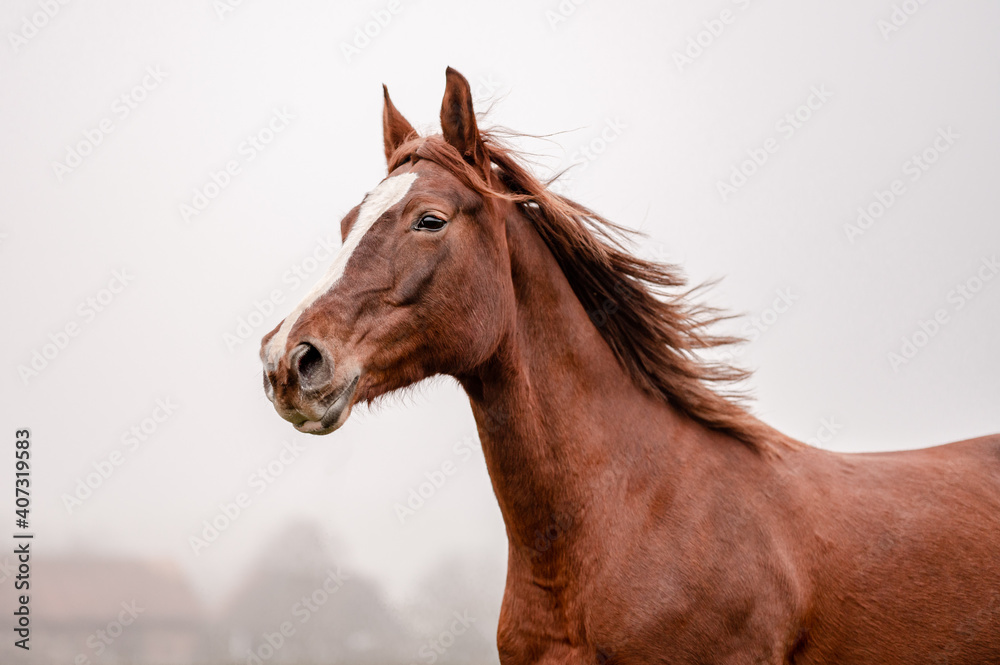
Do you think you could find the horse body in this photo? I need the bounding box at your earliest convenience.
[260,68,1000,663]
[786,438,1000,664]
[470,200,1000,663]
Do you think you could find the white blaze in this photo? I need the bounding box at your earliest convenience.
[266,172,418,365]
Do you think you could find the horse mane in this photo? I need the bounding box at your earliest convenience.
[388,130,797,454]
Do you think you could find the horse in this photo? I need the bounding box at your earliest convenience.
[259,67,1000,664]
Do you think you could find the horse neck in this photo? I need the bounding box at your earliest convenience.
[458,204,741,564]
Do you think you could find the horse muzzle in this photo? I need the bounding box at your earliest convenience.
[262,339,361,435]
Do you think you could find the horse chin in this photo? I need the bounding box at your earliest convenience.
[294,374,360,436]
[294,409,351,435]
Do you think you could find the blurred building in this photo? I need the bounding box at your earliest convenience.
[0,557,208,665]
[0,523,501,664]
[218,521,417,664]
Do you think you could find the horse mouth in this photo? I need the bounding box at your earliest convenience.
[295,374,360,435]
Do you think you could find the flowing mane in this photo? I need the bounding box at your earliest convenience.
[387,130,796,453]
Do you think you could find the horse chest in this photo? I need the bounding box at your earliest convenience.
[497,553,794,665]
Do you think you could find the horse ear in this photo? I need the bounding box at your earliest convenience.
[440,67,487,168]
[383,84,417,166]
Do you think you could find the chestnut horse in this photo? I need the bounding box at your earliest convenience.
[260,68,1000,664]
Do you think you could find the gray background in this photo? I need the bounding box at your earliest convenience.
[1,0,998,662]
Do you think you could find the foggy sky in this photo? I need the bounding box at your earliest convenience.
[1,0,998,615]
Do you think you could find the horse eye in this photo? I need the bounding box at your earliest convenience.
[414,214,447,232]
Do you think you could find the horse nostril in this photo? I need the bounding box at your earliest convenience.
[290,342,330,389]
